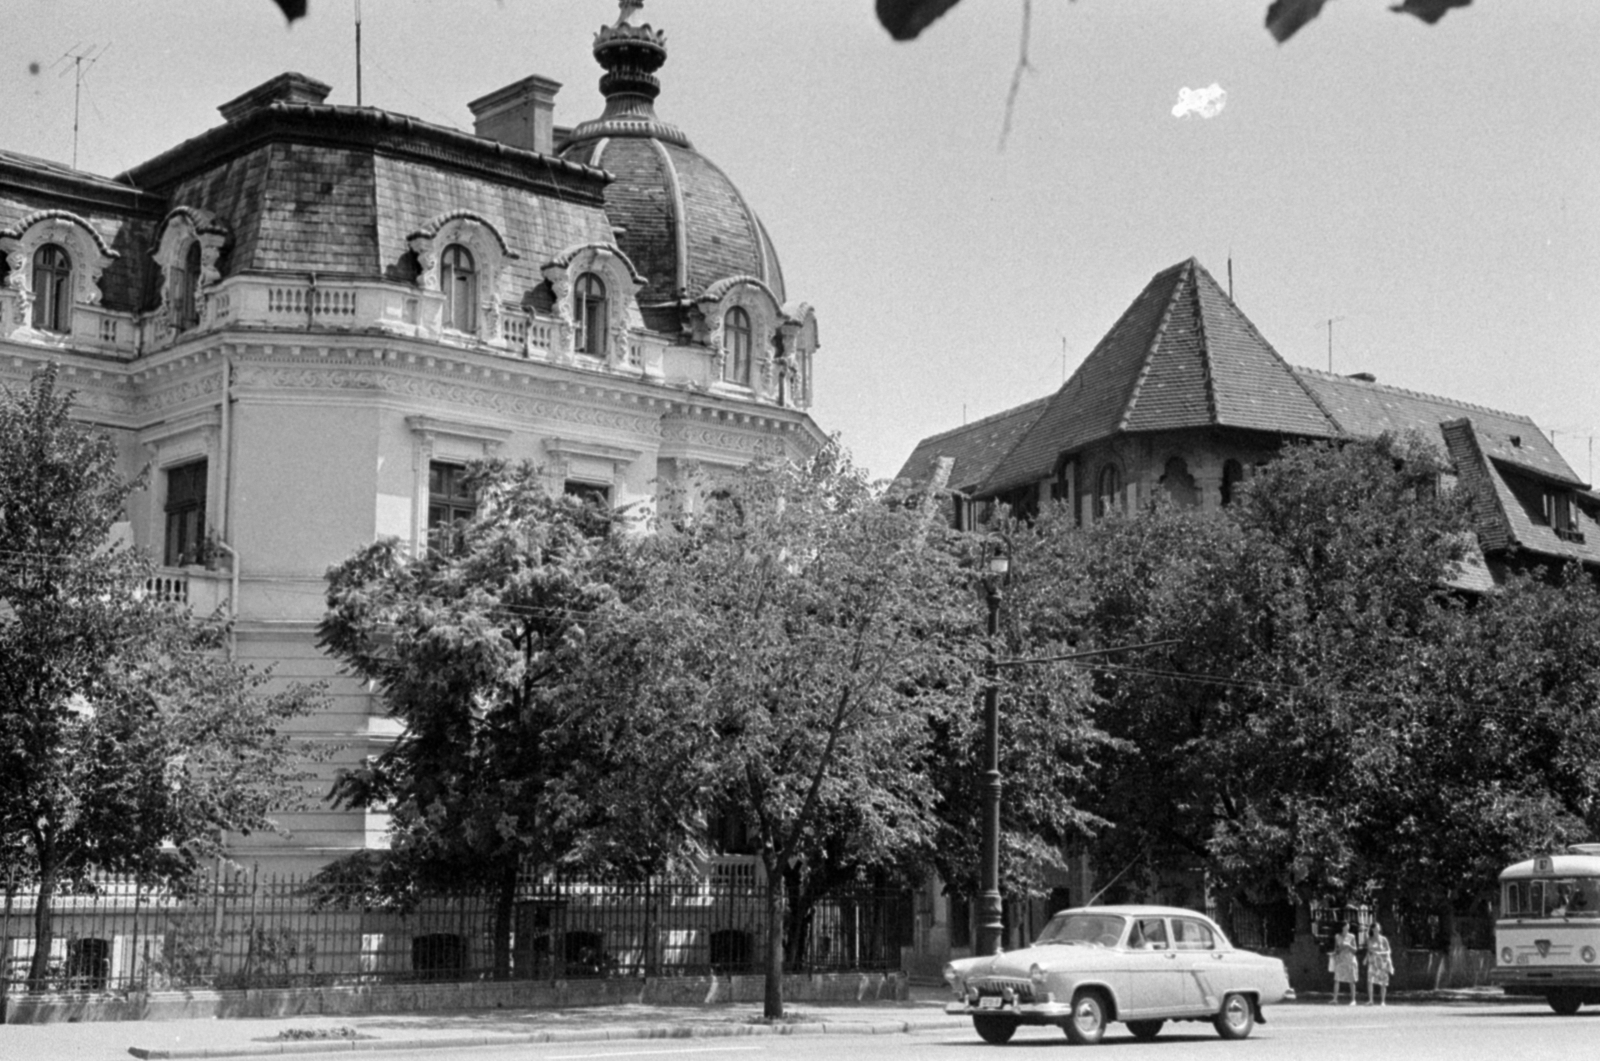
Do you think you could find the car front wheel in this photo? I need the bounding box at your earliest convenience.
[1213,992,1256,1040]
[973,1015,1018,1044]
[1126,1019,1164,1040]
[1064,990,1108,1045]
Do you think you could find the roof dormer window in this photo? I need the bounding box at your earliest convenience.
[31,244,72,333]
[1545,489,1585,544]
[575,271,608,358]
[441,244,477,333]
[723,306,752,386]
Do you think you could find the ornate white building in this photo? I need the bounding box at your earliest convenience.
[0,8,823,873]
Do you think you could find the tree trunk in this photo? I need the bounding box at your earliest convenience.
[493,862,516,981]
[26,868,59,994]
[763,862,785,1020]
[782,864,815,971]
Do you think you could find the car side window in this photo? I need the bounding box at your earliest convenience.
[1134,918,1169,950]
[1174,918,1217,950]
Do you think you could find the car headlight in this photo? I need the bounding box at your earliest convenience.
[1583,946,1596,964]
[943,963,965,993]
[1029,963,1048,990]
[1501,947,1514,964]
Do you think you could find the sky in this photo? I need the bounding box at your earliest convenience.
[2,0,1596,483]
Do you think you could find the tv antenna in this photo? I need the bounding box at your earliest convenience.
[53,43,108,169]
[1326,316,1346,373]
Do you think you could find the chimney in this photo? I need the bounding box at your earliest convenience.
[218,72,333,122]
[468,75,562,155]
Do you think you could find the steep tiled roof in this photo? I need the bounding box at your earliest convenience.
[985,258,1336,492]
[1294,369,1580,485]
[893,397,1051,493]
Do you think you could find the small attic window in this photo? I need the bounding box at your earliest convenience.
[1509,435,1522,448]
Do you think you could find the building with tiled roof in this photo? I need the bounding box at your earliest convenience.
[0,6,823,873]
[898,258,1596,583]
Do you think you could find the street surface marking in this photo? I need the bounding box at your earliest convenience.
[548,1048,764,1060]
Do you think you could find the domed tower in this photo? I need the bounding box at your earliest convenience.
[560,2,815,408]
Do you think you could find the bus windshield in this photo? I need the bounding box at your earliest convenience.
[1504,877,1600,918]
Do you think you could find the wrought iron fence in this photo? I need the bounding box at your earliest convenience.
[0,869,911,997]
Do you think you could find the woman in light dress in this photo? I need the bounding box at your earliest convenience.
[1366,923,1394,1005]
[1331,922,1361,1004]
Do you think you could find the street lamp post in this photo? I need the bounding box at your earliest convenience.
[979,548,1008,957]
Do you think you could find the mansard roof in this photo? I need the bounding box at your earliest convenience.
[985,258,1338,492]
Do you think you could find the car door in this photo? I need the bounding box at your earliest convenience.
[1169,917,1224,1014]
[1120,917,1188,1016]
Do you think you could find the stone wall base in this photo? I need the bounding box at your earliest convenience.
[2,971,908,1024]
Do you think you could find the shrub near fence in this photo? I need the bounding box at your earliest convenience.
[0,869,912,997]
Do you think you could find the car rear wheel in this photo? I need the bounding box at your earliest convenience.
[973,1015,1018,1044]
[1126,1020,1164,1040]
[1064,990,1108,1045]
[1549,990,1583,1016]
[1213,992,1256,1040]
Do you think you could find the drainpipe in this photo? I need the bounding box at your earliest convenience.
[307,272,317,329]
[217,356,238,659]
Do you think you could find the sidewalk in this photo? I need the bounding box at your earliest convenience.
[2,986,967,1060]
[0,985,1528,1060]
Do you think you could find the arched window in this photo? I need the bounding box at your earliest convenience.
[440,244,477,333]
[173,242,203,332]
[1095,464,1122,519]
[32,244,72,333]
[575,272,607,358]
[723,306,752,385]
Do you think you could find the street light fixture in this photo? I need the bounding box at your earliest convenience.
[979,544,1008,957]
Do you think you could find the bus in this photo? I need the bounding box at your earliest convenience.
[1492,844,1600,1014]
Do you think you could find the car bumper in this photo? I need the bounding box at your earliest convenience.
[945,1000,1075,1020]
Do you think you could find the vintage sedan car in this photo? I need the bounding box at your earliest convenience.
[944,905,1294,1044]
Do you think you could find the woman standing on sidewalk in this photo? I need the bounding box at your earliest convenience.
[1365,923,1394,1005]
[1331,923,1361,1004]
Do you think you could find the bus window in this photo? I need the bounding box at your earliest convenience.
[1519,878,1600,918]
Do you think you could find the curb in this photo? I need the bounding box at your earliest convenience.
[127,1019,924,1059]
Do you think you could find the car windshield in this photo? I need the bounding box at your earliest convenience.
[1034,913,1127,947]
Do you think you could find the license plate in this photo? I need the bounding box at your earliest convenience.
[978,996,1003,1009]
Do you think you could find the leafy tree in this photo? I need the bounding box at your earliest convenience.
[317,462,688,977]
[1371,567,1600,946]
[1006,435,1474,935]
[0,365,316,989]
[877,0,1474,44]
[621,449,978,1018]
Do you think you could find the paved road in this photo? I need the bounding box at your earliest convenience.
[357,1006,1594,1061]
[3,999,1589,1061]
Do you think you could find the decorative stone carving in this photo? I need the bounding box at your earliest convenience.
[409,236,440,292]
[542,242,645,369]
[408,212,518,342]
[0,209,119,332]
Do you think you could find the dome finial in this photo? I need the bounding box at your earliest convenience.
[614,0,644,28]
[566,0,691,147]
